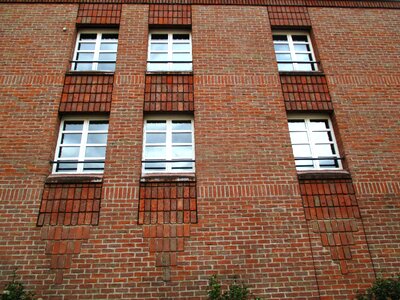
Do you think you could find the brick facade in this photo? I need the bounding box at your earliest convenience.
[0,1,399,299]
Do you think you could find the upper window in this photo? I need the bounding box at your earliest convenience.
[273,32,317,72]
[53,116,109,174]
[147,31,192,72]
[142,115,195,173]
[72,31,118,72]
[288,114,341,170]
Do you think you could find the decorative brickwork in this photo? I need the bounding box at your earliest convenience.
[37,183,102,227]
[76,4,122,25]
[144,74,194,112]
[280,74,333,111]
[268,6,311,26]
[149,4,191,25]
[59,74,113,113]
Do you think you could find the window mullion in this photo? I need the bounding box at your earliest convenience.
[78,120,89,173]
[287,34,297,71]
[93,33,101,71]
[305,119,319,169]
[166,120,172,172]
[168,33,173,71]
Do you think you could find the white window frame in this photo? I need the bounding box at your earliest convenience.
[71,30,118,72]
[142,115,195,174]
[273,31,318,72]
[147,30,192,72]
[53,116,109,174]
[287,114,342,170]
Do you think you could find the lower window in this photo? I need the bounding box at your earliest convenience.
[142,115,195,173]
[287,114,342,170]
[53,116,109,174]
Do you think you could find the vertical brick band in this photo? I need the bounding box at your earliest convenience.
[77,4,122,25]
[149,4,191,25]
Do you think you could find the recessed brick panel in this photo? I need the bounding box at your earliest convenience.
[59,74,113,113]
[149,4,191,25]
[268,6,311,27]
[144,74,194,112]
[77,4,122,25]
[139,181,197,225]
[281,74,333,111]
[37,183,102,227]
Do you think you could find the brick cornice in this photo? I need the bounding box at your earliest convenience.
[1,0,399,9]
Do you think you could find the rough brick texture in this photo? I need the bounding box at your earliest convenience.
[268,6,311,26]
[149,4,191,25]
[76,4,122,24]
[281,74,333,111]
[144,74,194,112]
[60,74,114,112]
[37,183,102,226]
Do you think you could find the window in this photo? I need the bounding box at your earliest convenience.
[147,31,192,72]
[273,32,317,72]
[288,114,341,170]
[142,116,195,173]
[72,31,118,72]
[53,117,109,173]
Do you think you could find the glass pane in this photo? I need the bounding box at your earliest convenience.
[172,121,192,131]
[276,54,292,61]
[172,53,191,61]
[80,33,97,40]
[89,121,108,131]
[147,63,169,71]
[173,43,190,51]
[292,144,312,157]
[172,133,192,143]
[99,53,116,61]
[312,132,332,143]
[289,132,308,144]
[273,35,288,41]
[288,121,306,131]
[102,33,118,40]
[59,147,79,158]
[292,35,308,42]
[56,162,78,172]
[297,54,312,62]
[149,53,168,61]
[319,159,338,168]
[87,133,108,144]
[151,43,168,51]
[76,53,94,61]
[78,43,95,51]
[295,160,314,168]
[100,43,118,51]
[151,34,168,40]
[170,63,192,72]
[278,63,293,71]
[172,146,192,158]
[274,44,290,51]
[146,121,166,131]
[85,146,106,158]
[146,133,166,144]
[310,120,329,130]
[63,121,83,131]
[97,63,115,71]
[171,162,193,170]
[296,63,313,71]
[173,34,190,40]
[145,146,166,159]
[83,162,104,171]
[61,133,82,144]
[316,144,335,156]
[294,44,310,52]
[144,162,166,171]
[75,63,92,71]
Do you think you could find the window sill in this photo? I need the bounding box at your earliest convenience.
[140,173,196,183]
[145,71,193,75]
[279,71,325,76]
[65,71,115,76]
[45,174,103,184]
[297,170,351,180]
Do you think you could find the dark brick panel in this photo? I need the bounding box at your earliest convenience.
[149,4,191,25]
[268,6,311,26]
[77,4,122,24]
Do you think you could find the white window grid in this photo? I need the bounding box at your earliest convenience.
[142,115,195,173]
[273,31,318,72]
[53,116,109,174]
[288,114,342,170]
[72,30,118,72]
[147,31,192,72]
